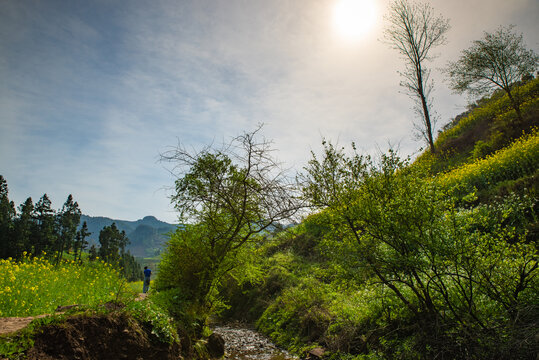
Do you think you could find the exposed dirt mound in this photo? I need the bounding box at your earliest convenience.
[24,312,180,360]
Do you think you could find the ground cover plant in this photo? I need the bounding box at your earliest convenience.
[0,254,127,317]
[438,128,539,198]
[421,77,539,174]
[248,150,539,358]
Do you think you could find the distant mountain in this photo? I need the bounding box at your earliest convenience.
[79,215,178,258]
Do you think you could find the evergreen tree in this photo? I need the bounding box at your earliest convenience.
[89,244,98,261]
[119,251,143,281]
[98,223,130,263]
[13,197,35,258]
[0,176,16,259]
[55,194,81,265]
[97,223,139,279]
[33,194,57,257]
[74,221,91,262]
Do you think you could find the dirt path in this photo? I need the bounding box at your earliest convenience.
[0,315,51,335]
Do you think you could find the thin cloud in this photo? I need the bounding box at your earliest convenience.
[1,0,537,223]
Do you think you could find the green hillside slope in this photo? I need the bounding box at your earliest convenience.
[215,78,539,359]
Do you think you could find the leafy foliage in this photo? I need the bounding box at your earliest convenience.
[248,143,538,359]
[417,77,539,175]
[446,25,538,121]
[158,127,298,314]
[438,129,539,198]
[0,254,127,317]
[127,299,179,345]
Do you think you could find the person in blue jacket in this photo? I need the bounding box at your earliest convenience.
[143,266,151,293]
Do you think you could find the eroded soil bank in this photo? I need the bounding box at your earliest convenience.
[1,312,182,360]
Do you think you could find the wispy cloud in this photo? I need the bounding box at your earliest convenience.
[1,0,537,222]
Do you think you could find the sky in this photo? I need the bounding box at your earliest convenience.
[1,0,538,223]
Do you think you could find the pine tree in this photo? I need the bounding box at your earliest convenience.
[74,221,91,262]
[98,223,130,263]
[120,251,143,281]
[89,244,98,261]
[55,195,81,265]
[14,197,35,258]
[0,176,16,259]
[33,194,57,257]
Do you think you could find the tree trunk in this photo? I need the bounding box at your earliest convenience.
[506,90,523,122]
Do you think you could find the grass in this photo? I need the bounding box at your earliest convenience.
[0,254,131,317]
[127,280,144,294]
[438,129,539,196]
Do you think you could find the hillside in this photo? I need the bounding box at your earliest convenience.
[214,78,539,359]
[421,78,538,174]
[80,215,178,257]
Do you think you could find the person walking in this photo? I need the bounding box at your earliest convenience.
[143,266,151,293]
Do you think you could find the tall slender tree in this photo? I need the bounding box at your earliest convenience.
[13,197,35,258]
[0,176,16,259]
[383,0,450,153]
[74,221,91,262]
[55,194,81,265]
[33,194,57,256]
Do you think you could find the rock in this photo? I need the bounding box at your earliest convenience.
[55,304,79,312]
[207,332,225,358]
[306,347,325,359]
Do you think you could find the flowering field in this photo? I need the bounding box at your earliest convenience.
[0,254,126,317]
[438,129,539,195]
[435,78,539,148]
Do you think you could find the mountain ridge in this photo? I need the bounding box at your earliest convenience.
[79,214,178,258]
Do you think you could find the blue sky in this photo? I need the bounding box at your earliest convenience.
[1,0,537,223]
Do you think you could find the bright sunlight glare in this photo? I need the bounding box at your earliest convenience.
[333,0,378,41]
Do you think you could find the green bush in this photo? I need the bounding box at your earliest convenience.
[257,277,334,352]
[127,299,179,345]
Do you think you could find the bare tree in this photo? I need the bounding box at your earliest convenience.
[159,126,300,305]
[446,25,538,121]
[161,126,299,231]
[383,0,450,154]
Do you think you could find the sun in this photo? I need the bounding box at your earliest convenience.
[332,0,378,41]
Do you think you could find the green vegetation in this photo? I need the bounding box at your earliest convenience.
[438,129,539,198]
[1,298,181,359]
[0,255,182,359]
[421,78,539,173]
[156,126,298,321]
[0,182,143,281]
[140,77,538,358]
[446,25,539,122]
[1,16,537,359]
[213,77,537,359]
[0,254,129,317]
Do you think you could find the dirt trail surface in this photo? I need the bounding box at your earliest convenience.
[213,325,298,360]
[0,315,50,335]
